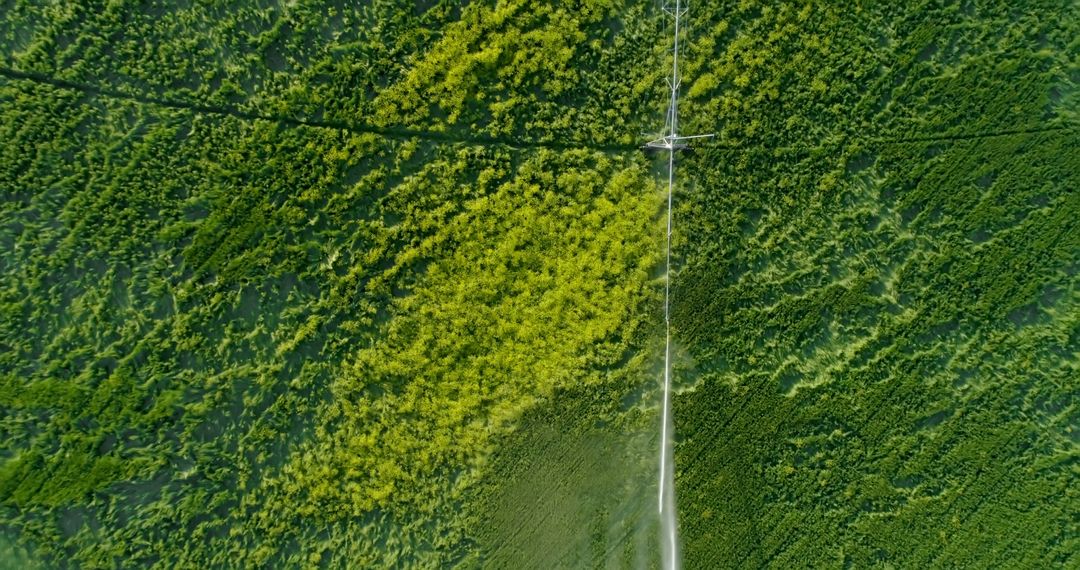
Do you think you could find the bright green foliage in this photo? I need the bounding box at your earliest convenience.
[276,150,659,519]
[0,88,660,567]
[0,1,668,566]
[1,0,1077,568]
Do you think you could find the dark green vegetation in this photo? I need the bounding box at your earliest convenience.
[0,0,1076,569]
[671,1,1079,567]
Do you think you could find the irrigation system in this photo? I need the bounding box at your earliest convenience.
[647,1,711,568]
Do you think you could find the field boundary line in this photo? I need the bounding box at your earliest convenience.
[0,65,639,153]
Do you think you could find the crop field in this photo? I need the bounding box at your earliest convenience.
[670,1,1078,568]
[0,0,1076,569]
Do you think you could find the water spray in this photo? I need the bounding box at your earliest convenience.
[645,1,712,568]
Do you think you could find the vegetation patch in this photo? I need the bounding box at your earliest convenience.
[1,0,1076,568]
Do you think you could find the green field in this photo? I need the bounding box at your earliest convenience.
[0,0,1077,568]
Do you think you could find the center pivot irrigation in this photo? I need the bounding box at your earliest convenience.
[647,0,711,568]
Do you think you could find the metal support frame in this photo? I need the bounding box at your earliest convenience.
[646,0,713,151]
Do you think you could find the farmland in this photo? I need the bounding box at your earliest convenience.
[0,0,1077,568]
[670,1,1078,567]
